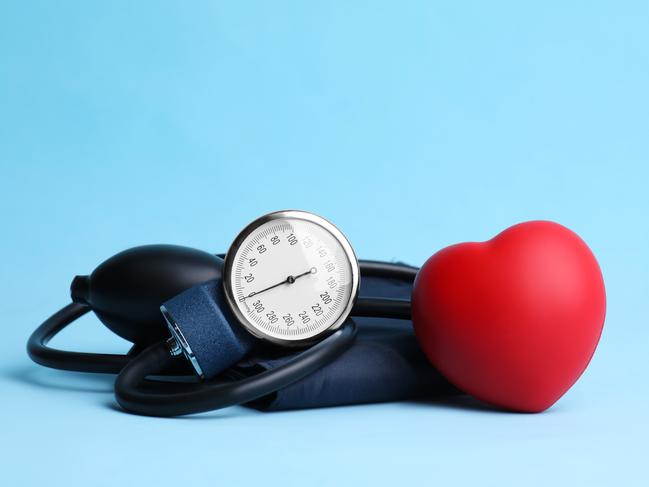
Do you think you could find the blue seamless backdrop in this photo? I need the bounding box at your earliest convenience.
[1,1,647,486]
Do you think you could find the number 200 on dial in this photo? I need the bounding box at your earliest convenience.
[222,211,360,345]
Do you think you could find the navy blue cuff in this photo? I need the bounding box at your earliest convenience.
[161,279,256,379]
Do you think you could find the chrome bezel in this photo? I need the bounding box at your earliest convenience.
[222,210,360,347]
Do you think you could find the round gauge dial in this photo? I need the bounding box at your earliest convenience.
[223,210,359,345]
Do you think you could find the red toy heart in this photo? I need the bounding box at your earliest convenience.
[412,221,606,412]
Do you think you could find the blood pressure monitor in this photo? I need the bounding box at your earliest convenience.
[223,210,360,346]
[30,208,418,416]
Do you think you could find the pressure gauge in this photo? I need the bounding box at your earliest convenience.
[223,210,360,346]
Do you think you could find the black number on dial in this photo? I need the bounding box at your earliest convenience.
[252,300,264,313]
[266,311,278,323]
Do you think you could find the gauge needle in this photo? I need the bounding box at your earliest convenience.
[243,267,317,300]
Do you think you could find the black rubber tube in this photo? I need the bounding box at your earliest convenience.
[26,302,132,373]
[353,297,411,320]
[114,321,357,416]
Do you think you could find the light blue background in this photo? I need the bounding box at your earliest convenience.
[1,1,647,485]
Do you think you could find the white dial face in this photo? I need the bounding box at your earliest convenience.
[225,213,358,343]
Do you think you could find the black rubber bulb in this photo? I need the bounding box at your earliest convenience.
[71,245,223,346]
